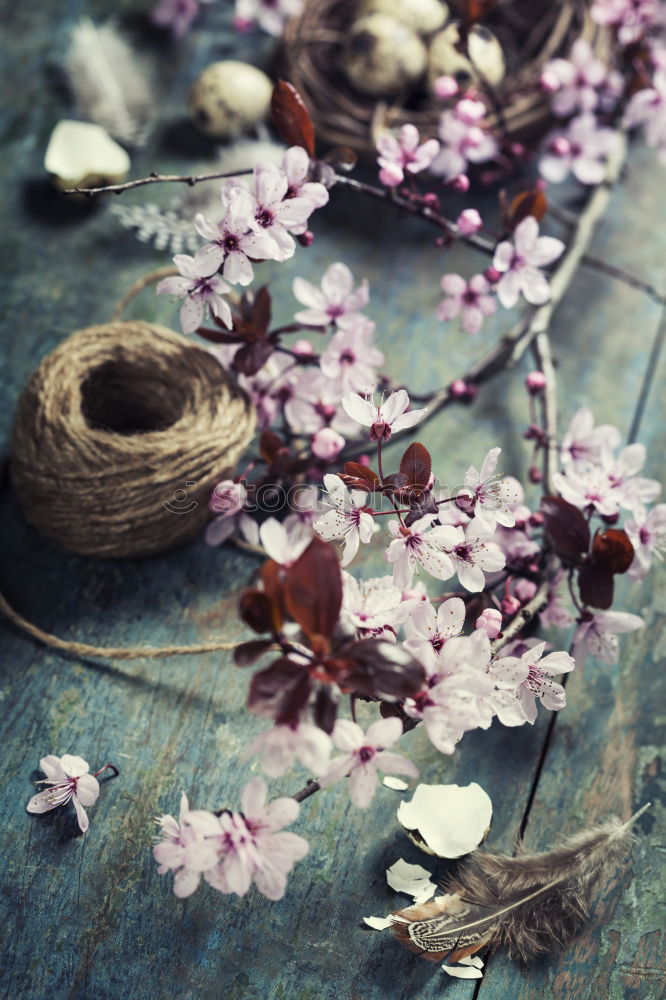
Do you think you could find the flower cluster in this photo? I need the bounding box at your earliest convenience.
[154,779,308,900]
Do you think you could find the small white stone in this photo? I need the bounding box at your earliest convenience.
[360,0,449,36]
[344,14,427,97]
[189,61,273,139]
[44,119,131,190]
[397,782,493,858]
[428,22,505,91]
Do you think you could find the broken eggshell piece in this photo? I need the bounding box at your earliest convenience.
[397,781,492,858]
[44,119,130,190]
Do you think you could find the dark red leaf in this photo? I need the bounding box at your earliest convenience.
[232,340,275,376]
[248,657,312,724]
[591,528,635,575]
[339,639,425,701]
[504,189,548,231]
[578,563,614,610]
[233,638,275,667]
[460,0,498,23]
[194,327,244,345]
[260,430,284,464]
[284,537,342,649]
[312,685,338,734]
[239,589,280,634]
[399,442,432,491]
[403,491,439,526]
[340,461,381,493]
[541,496,591,562]
[271,80,315,156]
[382,472,409,494]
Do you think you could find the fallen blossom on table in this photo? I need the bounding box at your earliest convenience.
[27,754,100,834]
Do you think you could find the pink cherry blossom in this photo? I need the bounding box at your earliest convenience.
[234,0,304,36]
[251,163,318,260]
[247,722,333,777]
[403,597,466,676]
[27,754,100,833]
[431,100,498,181]
[293,262,369,329]
[541,39,609,117]
[490,642,575,725]
[591,0,660,44]
[437,273,497,335]
[205,480,259,547]
[626,503,666,580]
[539,569,574,629]
[311,426,345,461]
[448,519,506,592]
[152,0,201,37]
[560,407,621,469]
[194,185,279,286]
[341,389,426,442]
[285,371,358,437]
[493,216,565,309]
[385,515,459,589]
[156,253,233,334]
[153,793,220,898]
[623,70,666,161]
[318,718,418,808]
[341,572,404,639]
[554,443,660,518]
[475,607,502,639]
[282,147,330,231]
[260,517,311,566]
[319,320,384,395]
[540,115,620,185]
[314,474,375,565]
[238,352,301,429]
[457,447,521,531]
[376,123,440,187]
[572,610,643,666]
[209,778,309,900]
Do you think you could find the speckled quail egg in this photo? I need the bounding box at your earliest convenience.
[189,61,273,140]
[344,14,428,97]
[428,21,505,92]
[359,0,449,36]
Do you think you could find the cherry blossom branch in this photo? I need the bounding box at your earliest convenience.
[532,331,559,493]
[63,167,255,196]
[581,253,666,305]
[340,132,630,464]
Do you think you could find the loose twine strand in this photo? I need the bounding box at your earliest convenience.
[2,271,257,660]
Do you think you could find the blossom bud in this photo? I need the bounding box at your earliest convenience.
[297,230,314,247]
[455,98,485,124]
[358,454,371,466]
[292,339,314,357]
[528,511,544,528]
[550,136,571,157]
[529,466,543,484]
[475,608,502,639]
[484,265,501,284]
[449,378,470,400]
[525,370,547,395]
[233,16,253,31]
[514,579,537,602]
[379,163,404,187]
[451,174,470,192]
[501,595,521,616]
[422,191,440,210]
[311,427,345,461]
[509,142,526,158]
[433,74,459,99]
[456,208,482,236]
[540,69,561,92]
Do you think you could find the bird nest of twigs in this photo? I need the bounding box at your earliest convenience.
[281,0,612,156]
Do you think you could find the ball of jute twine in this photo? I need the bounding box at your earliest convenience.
[2,269,259,659]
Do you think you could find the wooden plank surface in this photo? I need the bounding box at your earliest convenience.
[0,4,664,999]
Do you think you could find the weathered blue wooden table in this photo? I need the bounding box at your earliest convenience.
[1,3,664,999]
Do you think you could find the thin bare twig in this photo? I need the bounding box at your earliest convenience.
[581,253,666,306]
[63,167,254,196]
[532,331,559,493]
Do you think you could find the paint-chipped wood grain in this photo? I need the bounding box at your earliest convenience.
[0,3,664,999]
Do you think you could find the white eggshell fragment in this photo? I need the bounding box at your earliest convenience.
[344,14,427,97]
[428,22,505,91]
[386,858,437,901]
[189,60,273,139]
[44,119,131,190]
[360,0,449,36]
[363,915,395,930]
[397,782,493,858]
